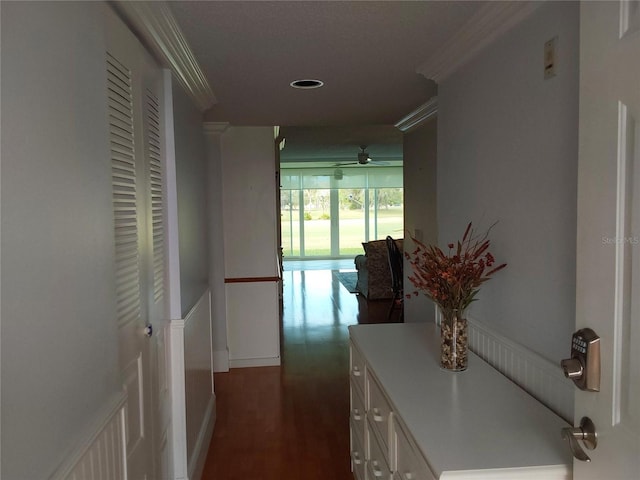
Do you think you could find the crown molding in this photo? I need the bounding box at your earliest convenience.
[395,97,438,132]
[203,122,230,136]
[112,1,217,112]
[417,1,543,83]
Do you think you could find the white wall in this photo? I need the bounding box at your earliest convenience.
[221,127,279,278]
[221,127,281,367]
[0,3,121,478]
[173,83,210,317]
[402,118,438,323]
[437,1,579,363]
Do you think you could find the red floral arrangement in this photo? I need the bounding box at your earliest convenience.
[405,222,507,315]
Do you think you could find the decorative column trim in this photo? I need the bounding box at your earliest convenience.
[168,318,188,479]
[113,1,217,112]
[394,97,438,132]
[203,122,230,136]
[417,1,542,83]
[203,121,230,372]
[162,70,183,321]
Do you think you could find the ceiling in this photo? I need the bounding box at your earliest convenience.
[279,125,404,166]
[166,1,488,161]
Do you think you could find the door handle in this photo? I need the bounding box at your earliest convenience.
[143,324,153,338]
[560,328,600,391]
[561,416,597,462]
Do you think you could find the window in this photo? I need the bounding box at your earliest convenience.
[280,167,403,258]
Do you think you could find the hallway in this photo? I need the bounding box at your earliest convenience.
[201,262,396,479]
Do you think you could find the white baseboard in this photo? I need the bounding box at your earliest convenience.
[468,317,573,422]
[188,395,217,480]
[229,355,281,369]
[213,348,230,372]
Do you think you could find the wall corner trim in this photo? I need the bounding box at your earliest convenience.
[112,1,216,112]
[203,122,230,136]
[213,348,230,372]
[416,1,542,83]
[395,97,438,132]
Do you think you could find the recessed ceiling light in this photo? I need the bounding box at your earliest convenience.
[290,79,324,89]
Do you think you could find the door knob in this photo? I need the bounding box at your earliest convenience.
[143,324,153,338]
[561,416,597,462]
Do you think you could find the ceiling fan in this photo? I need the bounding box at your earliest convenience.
[334,145,389,167]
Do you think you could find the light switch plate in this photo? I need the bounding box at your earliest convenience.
[544,36,558,79]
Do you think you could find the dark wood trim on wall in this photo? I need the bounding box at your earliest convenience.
[224,276,281,283]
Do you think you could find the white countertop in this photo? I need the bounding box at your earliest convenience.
[349,322,572,478]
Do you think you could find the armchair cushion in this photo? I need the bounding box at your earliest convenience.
[354,238,403,300]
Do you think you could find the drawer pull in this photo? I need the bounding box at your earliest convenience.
[352,451,362,465]
[372,461,384,477]
[352,408,362,420]
[372,407,384,422]
[352,366,362,377]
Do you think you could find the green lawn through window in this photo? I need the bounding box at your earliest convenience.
[281,207,403,257]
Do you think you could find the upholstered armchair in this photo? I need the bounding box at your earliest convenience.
[354,238,403,300]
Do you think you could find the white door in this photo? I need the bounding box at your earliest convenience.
[106,7,167,479]
[140,54,172,480]
[574,1,640,478]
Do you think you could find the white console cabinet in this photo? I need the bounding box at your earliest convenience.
[349,323,572,480]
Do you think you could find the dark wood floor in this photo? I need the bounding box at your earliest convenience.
[200,268,400,479]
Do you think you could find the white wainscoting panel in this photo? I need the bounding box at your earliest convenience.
[169,289,216,480]
[51,393,127,480]
[183,290,216,480]
[226,282,281,368]
[468,317,574,421]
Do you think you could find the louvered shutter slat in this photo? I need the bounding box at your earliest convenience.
[107,52,140,328]
[145,88,164,302]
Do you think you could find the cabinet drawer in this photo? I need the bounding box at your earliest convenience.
[394,417,435,480]
[350,342,366,395]
[351,420,366,480]
[367,371,393,458]
[367,420,393,480]
[351,382,366,441]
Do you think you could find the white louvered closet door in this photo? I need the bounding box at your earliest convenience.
[141,53,171,480]
[106,7,168,480]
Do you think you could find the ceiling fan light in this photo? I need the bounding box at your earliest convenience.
[358,152,371,164]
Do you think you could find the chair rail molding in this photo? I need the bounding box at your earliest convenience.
[394,97,438,133]
[112,1,216,112]
[417,1,542,83]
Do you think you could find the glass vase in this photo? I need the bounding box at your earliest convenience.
[439,308,468,371]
